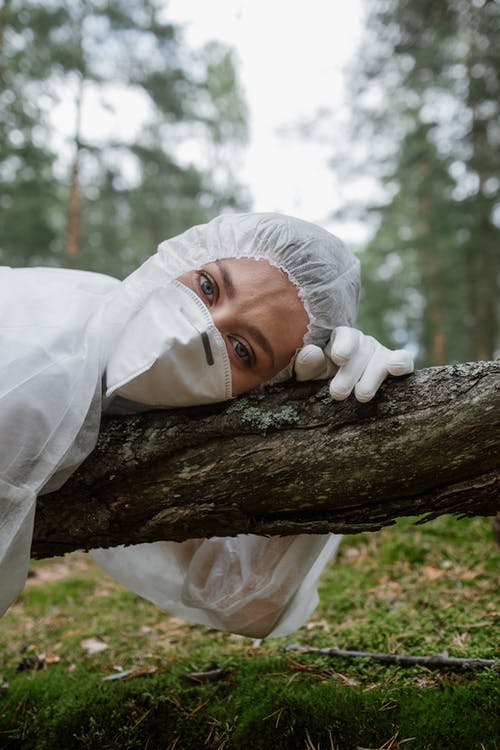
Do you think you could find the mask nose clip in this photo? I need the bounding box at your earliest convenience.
[201,331,214,366]
[184,300,216,366]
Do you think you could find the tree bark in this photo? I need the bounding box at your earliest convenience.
[32,361,500,558]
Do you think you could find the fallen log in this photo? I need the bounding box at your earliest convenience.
[32,361,499,558]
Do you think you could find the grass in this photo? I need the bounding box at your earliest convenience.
[0,515,498,749]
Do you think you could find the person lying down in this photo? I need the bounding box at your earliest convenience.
[0,212,413,638]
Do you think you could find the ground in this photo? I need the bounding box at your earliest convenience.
[0,515,498,749]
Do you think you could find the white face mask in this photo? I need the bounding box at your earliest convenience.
[105,280,232,407]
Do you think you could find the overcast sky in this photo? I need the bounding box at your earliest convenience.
[166,0,367,243]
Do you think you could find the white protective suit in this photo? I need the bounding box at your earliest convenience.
[0,212,360,637]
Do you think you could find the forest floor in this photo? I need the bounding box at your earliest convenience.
[0,515,498,750]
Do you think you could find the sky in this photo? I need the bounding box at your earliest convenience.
[164,0,367,244]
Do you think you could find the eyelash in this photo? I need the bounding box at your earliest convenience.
[198,271,217,301]
[196,270,254,369]
[229,337,253,367]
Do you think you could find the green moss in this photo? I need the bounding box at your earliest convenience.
[0,660,498,749]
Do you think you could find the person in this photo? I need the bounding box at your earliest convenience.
[0,212,413,636]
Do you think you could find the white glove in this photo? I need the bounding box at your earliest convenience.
[294,327,414,403]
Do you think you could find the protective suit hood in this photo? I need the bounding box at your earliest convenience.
[131,212,361,349]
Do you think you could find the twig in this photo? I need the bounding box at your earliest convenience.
[181,667,231,684]
[284,644,498,671]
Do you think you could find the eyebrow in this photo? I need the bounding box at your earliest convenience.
[215,259,235,298]
[216,258,276,369]
[245,323,275,369]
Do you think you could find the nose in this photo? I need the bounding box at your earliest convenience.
[208,299,234,333]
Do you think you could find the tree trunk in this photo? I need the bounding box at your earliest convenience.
[32,361,500,558]
[65,33,84,260]
[0,0,12,89]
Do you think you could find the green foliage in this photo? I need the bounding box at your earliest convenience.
[343,0,500,365]
[0,516,498,749]
[0,0,249,275]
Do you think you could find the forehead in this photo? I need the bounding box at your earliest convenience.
[203,256,295,294]
[203,257,309,344]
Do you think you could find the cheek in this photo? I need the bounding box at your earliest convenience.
[269,321,307,371]
[230,367,263,397]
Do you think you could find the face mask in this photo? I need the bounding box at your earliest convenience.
[105,280,232,407]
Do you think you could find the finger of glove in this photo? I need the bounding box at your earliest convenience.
[353,347,391,402]
[386,349,414,376]
[326,326,361,365]
[294,345,336,381]
[329,347,370,400]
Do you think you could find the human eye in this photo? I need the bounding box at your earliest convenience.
[229,336,254,368]
[197,271,218,302]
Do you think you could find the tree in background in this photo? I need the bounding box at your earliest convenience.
[0,0,249,276]
[335,0,499,365]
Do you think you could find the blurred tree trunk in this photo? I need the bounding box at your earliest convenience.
[32,361,499,558]
[418,164,446,366]
[64,29,84,260]
[65,135,82,259]
[0,0,12,86]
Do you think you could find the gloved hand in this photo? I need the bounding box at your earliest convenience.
[294,326,414,402]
